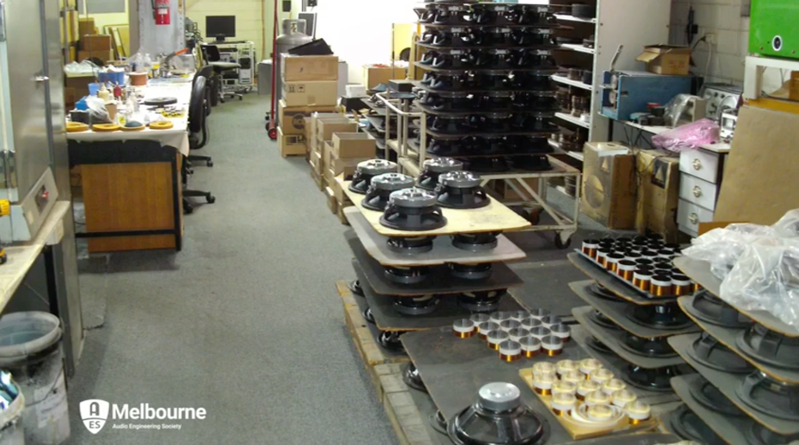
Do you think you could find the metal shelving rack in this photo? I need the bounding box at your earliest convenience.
[549,0,673,158]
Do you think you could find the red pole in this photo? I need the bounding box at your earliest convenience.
[268,0,279,129]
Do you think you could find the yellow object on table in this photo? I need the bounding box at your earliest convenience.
[92,123,120,132]
[149,121,174,130]
[66,122,89,133]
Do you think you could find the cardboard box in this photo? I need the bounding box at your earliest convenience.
[325,186,338,214]
[64,87,77,110]
[282,55,339,82]
[78,18,95,39]
[362,65,407,89]
[636,45,692,76]
[332,175,352,204]
[333,133,376,158]
[581,142,637,229]
[310,115,349,152]
[61,11,80,44]
[715,106,799,225]
[278,127,306,158]
[317,121,357,143]
[635,149,680,242]
[81,34,112,51]
[278,100,338,135]
[65,73,95,99]
[77,50,114,63]
[283,81,338,107]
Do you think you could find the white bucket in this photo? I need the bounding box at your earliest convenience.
[0,312,70,445]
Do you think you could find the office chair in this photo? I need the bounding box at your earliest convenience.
[183,75,216,214]
[188,67,214,169]
[202,44,243,102]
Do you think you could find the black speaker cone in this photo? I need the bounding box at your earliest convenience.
[393,294,441,315]
[626,304,693,330]
[746,421,799,445]
[667,405,726,445]
[362,173,415,211]
[737,372,799,421]
[737,323,799,370]
[690,290,752,328]
[435,171,491,209]
[588,309,620,330]
[691,332,754,374]
[623,365,680,392]
[349,159,398,194]
[456,289,506,312]
[692,378,745,417]
[384,266,430,284]
[452,232,499,252]
[386,236,436,255]
[449,263,493,280]
[619,332,677,358]
[403,362,427,392]
[380,188,448,232]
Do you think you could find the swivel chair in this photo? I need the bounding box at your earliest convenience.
[189,66,214,168]
[202,44,243,102]
[183,75,216,214]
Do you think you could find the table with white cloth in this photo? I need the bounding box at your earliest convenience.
[66,77,195,253]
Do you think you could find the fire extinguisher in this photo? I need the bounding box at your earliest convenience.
[153,0,170,25]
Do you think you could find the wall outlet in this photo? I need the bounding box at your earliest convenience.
[705,33,717,45]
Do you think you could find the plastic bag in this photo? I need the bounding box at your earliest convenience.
[663,94,694,128]
[651,119,720,153]
[683,209,799,328]
[64,60,99,75]
[84,96,111,124]
[128,52,153,73]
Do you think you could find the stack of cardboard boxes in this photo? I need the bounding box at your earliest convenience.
[277,55,340,158]
[79,34,114,64]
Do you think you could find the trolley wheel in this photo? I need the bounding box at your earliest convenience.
[183,198,194,214]
[554,233,572,250]
[268,127,278,140]
[206,194,216,204]
[207,160,214,167]
[238,96,243,101]
[527,208,542,226]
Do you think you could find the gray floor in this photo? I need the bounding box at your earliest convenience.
[65,95,615,444]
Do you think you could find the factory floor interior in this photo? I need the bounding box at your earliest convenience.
[66,94,612,445]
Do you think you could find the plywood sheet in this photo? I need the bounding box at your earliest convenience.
[345,207,526,266]
[347,232,524,296]
[338,178,532,237]
[715,106,799,225]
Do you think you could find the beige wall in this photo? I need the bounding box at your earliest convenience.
[186,0,265,61]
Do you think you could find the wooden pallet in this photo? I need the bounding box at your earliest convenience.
[337,280,441,445]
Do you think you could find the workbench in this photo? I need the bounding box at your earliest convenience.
[66,79,191,252]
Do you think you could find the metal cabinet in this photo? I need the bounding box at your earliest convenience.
[677,148,727,237]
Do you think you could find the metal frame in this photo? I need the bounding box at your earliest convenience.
[374,92,581,246]
[743,55,799,100]
[67,139,183,251]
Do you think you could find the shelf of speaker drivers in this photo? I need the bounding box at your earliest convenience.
[664,373,792,445]
[569,280,700,339]
[567,252,679,306]
[673,256,799,338]
[668,333,799,437]
[572,306,687,370]
[336,178,531,238]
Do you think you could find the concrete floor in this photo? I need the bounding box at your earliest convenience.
[65,94,614,444]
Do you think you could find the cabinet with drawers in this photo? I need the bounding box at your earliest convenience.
[677,147,727,236]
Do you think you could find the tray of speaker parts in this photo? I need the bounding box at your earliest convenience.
[339,280,409,364]
[569,281,699,339]
[572,306,688,369]
[668,333,799,435]
[344,207,527,266]
[352,259,528,332]
[518,364,659,440]
[347,232,524,296]
[573,250,696,301]
[400,325,591,444]
[570,325,684,404]
[670,373,756,445]
[568,253,680,306]
[674,256,799,338]
[338,176,532,235]
[678,294,799,384]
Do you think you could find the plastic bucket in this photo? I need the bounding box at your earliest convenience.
[0,389,25,445]
[0,313,69,445]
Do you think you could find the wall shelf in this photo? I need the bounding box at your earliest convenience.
[554,14,597,24]
[552,74,593,91]
[555,112,590,129]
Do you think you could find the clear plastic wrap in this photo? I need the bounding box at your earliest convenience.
[663,94,694,128]
[683,209,799,328]
[652,119,720,153]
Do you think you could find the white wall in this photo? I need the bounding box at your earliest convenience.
[304,0,417,84]
[186,0,265,61]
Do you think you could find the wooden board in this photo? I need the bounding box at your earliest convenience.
[355,260,528,332]
[674,256,799,337]
[347,232,524,296]
[678,295,799,384]
[570,325,682,405]
[559,434,683,445]
[568,253,677,306]
[572,251,683,302]
[573,307,687,369]
[345,207,527,266]
[569,281,700,339]
[81,158,180,252]
[668,333,799,435]
[338,281,409,366]
[400,326,588,444]
[670,374,751,445]
[338,177,532,237]
[519,368,659,439]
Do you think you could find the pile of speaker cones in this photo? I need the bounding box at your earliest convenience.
[413,0,559,175]
[570,235,697,395]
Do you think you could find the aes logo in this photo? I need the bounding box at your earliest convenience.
[80,399,110,434]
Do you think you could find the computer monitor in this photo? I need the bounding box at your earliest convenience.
[298,12,317,39]
[206,16,236,41]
